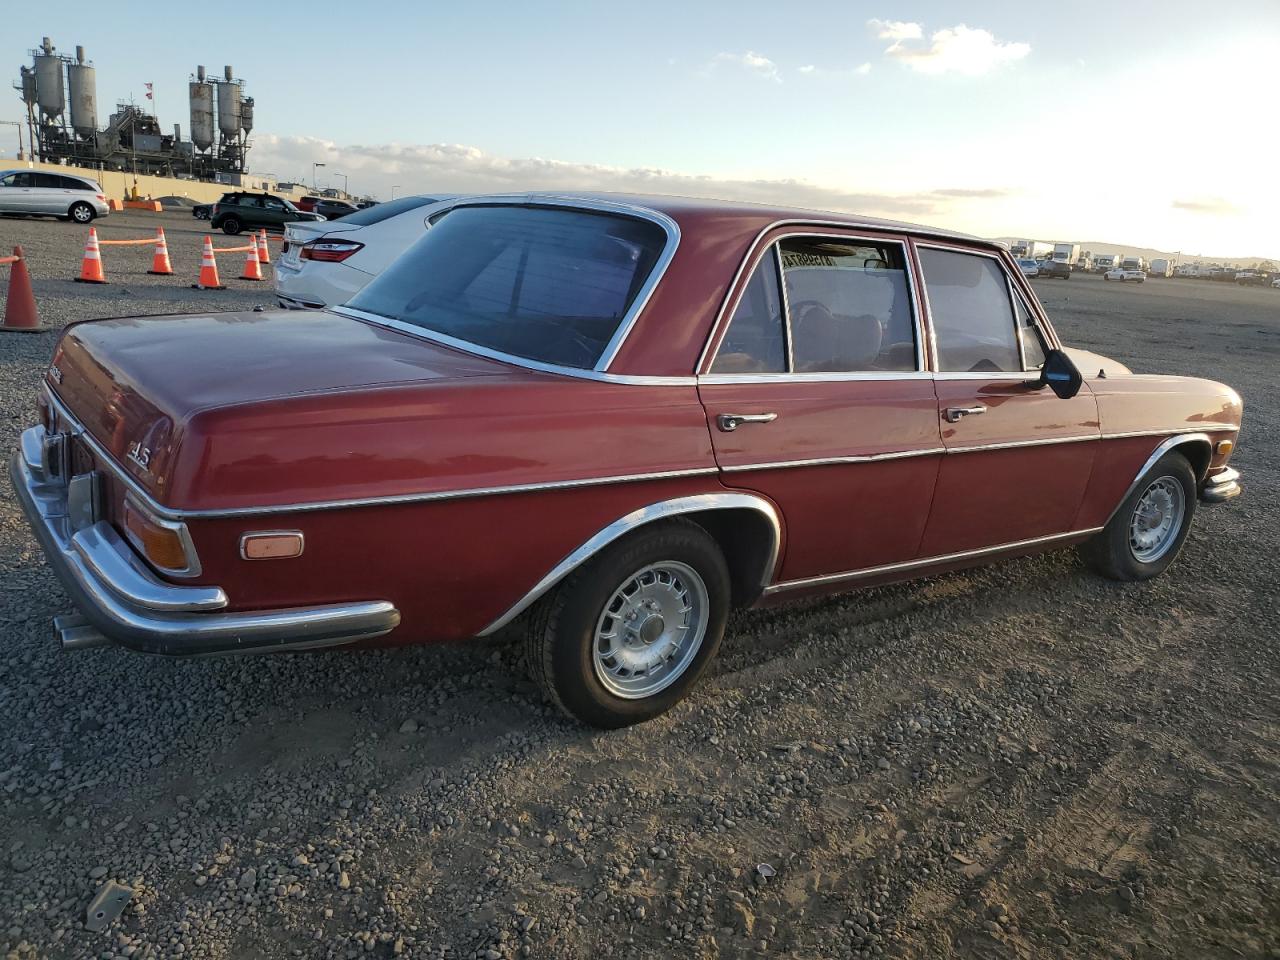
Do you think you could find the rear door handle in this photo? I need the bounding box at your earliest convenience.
[943,405,987,423]
[717,412,777,432]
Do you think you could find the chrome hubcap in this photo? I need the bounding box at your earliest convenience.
[593,561,709,699]
[1129,476,1185,563]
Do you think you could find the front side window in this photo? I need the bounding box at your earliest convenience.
[920,248,1022,373]
[2,173,33,188]
[263,198,286,211]
[779,238,917,372]
[347,205,668,370]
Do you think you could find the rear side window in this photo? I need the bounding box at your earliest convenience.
[920,248,1022,373]
[780,239,917,372]
[711,252,786,373]
[33,173,64,188]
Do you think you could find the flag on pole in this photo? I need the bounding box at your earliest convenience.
[144,82,153,100]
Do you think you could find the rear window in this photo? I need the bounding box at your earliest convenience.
[347,205,667,369]
[338,195,447,227]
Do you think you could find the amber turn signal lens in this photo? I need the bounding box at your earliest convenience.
[240,532,304,560]
[1216,439,1233,456]
[122,500,191,571]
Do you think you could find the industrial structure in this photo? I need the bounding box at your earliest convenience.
[13,37,254,181]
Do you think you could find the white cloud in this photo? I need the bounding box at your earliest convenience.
[868,20,1029,75]
[709,50,782,83]
[798,64,815,74]
[855,62,872,76]
[249,133,990,220]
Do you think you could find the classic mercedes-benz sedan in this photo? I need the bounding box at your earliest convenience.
[13,194,1243,727]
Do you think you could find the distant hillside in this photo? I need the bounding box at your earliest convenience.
[996,239,1275,269]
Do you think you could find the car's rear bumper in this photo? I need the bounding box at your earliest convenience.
[11,427,400,657]
[1200,466,1242,504]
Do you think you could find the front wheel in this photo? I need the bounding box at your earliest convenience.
[1080,451,1197,581]
[525,519,730,728]
[69,201,95,224]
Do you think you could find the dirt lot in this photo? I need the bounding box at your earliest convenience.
[1,212,1277,960]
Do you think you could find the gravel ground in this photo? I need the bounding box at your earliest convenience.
[1,213,1277,960]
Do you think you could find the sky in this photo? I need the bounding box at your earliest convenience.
[3,0,1279,258]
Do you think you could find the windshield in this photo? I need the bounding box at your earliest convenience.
[347,205,668,369]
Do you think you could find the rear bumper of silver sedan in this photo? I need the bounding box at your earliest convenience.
[11,427,400,656]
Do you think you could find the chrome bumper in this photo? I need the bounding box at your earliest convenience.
[11,426,400,656]
[1201,467,1242,504]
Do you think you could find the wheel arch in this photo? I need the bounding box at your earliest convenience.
[1102,432,1213,528]
[478,492,782,636]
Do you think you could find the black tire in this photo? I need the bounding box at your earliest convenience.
[69,201,95,224]
[221,216,242,235]
[525,519,730,728]
[1080,451,1197,581]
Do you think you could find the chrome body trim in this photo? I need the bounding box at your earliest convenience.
[721,447,946,472]
[477,493,782,637]
[1102,432,1214,528]
[44,383,718,520]
[11,435,400,656]
[700,230,927,377]
[121,494,204,578]
[335,193,683,376]
[764,526,1104,595]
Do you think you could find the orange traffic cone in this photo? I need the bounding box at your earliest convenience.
[75,228,107,284]
[256,229,271,265]
[240,245,264,281]
[148,228,173,275]
[1,246,44,333]
[195,236,225,290]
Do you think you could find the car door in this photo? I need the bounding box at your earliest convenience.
[262,196,290,227]
[699,230,943,587]
[914,242,1100,556]
[0,171,35,213]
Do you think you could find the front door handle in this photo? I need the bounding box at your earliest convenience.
[943,405,987,423]
[717,412,778,432]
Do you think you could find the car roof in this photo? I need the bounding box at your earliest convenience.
[451,191,992,249]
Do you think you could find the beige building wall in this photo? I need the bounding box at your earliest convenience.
[12,160,307,204]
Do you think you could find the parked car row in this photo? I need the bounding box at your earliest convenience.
[14,192,1244,726]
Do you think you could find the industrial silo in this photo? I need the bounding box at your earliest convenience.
[19,66,37,108]
[240,97,254,133]
[34,37,65,121]
[67,45,97,138]
[189,65,214,152]
[216,65,241,139]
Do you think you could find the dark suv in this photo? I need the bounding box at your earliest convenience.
[210,192,324,235]
[313,199,358,220]
[1037,259,1072,279]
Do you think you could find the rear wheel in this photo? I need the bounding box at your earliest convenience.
[525,519,730,728]
[221,216,242,235]
[69,201,95,224]
[1080,451,1196,581]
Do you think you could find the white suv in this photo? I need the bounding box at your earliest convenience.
[0,169,111,223]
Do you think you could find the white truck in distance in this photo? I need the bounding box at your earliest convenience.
[1094,254,1122,273]
[1010,239,1053,259]
[1121,255,1146,272]
[1149,258,1174,278]
[1052,242,1082,266]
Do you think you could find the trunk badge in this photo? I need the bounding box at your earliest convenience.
[127,441,152,470]
[47,364,63,384]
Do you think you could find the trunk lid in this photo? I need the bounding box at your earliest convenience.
[48,309,509,501]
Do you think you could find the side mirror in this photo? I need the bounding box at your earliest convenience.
[1030,349,1083,399]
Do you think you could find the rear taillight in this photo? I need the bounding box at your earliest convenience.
[301,239,364,263]
[95,193,106,201]
[122,498,200,576]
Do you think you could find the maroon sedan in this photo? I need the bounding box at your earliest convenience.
[13,194,1243,727]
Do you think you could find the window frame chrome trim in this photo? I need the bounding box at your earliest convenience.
[763,526,1105,595]
[699,226,930,377]
[478,492,782,636]
[332,193,682,376]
